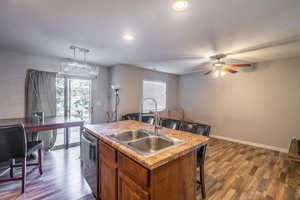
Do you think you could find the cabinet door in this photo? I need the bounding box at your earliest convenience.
[118,172,149,200]
[100,160,117,200]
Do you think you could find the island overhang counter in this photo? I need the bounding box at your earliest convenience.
[83,120,210,200]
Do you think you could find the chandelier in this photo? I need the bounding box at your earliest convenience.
[60,46,98,78]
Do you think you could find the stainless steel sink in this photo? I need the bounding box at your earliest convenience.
[127,136,184,156]
[108,129,185,157]
[109,129,150,142]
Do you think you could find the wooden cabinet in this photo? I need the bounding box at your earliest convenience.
[97,139,196,200]
[100,160,117,200]
[118,153,149,188]
[118,171,149,200]
[99,141,117,200]
[150,151,196,200]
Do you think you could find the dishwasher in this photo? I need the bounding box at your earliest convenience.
[81,131,99,199]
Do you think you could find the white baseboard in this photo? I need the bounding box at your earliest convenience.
[210,135,288,153]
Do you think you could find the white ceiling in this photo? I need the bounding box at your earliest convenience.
[0,0,300,74]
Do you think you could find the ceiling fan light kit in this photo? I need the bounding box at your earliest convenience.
[199,54,253,77]
[213,61,226,68]
[214,70,226,78]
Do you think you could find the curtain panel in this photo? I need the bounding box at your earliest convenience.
[25,69,57,150]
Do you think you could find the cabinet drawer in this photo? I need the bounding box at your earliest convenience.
[118,153,149,188]
[99,141,117,165]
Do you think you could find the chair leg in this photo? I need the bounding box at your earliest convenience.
[21,159,27,194]
[10,159,14,178]
[199,165,206,199]
[38,149,43,175]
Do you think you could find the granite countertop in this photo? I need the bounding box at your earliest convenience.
[84,120,210,170]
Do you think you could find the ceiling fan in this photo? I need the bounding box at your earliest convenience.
[150,35,300,75]
[201,54,253,76]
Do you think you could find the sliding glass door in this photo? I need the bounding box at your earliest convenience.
[54,77,92,150]
[69,79,92,123]
[68,79,92,145]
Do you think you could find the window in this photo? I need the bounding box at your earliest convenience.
[143,80,166,112]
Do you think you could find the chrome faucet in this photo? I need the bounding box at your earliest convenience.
[140,98,160,136]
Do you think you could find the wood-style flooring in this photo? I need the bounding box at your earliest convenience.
[200,139,300,200]
[0,147,94,200]
[0,138,299,200]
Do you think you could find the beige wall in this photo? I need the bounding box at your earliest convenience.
[178,57,300,151]
[0,49,109,123]
[2,48,299,151]
[109,65,179,119]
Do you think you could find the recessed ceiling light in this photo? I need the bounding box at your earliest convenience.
[123,34,134,40]
[172,0,189,11]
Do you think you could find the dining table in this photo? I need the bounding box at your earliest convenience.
[0,116,84,149]
[0,116,85,177]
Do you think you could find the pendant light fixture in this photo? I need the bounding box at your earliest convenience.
[60,46,99,78]
[172,0,189,11]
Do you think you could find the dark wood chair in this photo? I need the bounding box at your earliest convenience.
[160,118,181,130]
[180,121,211,199]
[121,113,155,125]
[144,116,155,125]
[0,124,43,193]
[121,113,140,121]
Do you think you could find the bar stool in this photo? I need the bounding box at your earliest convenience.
[180,121,211,199]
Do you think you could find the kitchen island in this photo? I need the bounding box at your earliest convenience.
[84,120,209,200]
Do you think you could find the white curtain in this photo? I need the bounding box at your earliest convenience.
[25,69,57,151]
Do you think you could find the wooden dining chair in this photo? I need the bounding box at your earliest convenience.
[180,121,211,199]
[0,124,43,193]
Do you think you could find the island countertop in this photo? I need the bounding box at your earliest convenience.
[84,120,209,170]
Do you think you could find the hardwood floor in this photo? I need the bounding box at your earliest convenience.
[201,139,300,200]
[0,138,299,200]
[0,147,93,200]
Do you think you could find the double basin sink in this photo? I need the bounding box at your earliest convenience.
[108,129,185,157]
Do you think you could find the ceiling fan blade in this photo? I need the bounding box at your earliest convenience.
[227,64,252,67]
[204,70,214,75]
[224,67,238,73]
